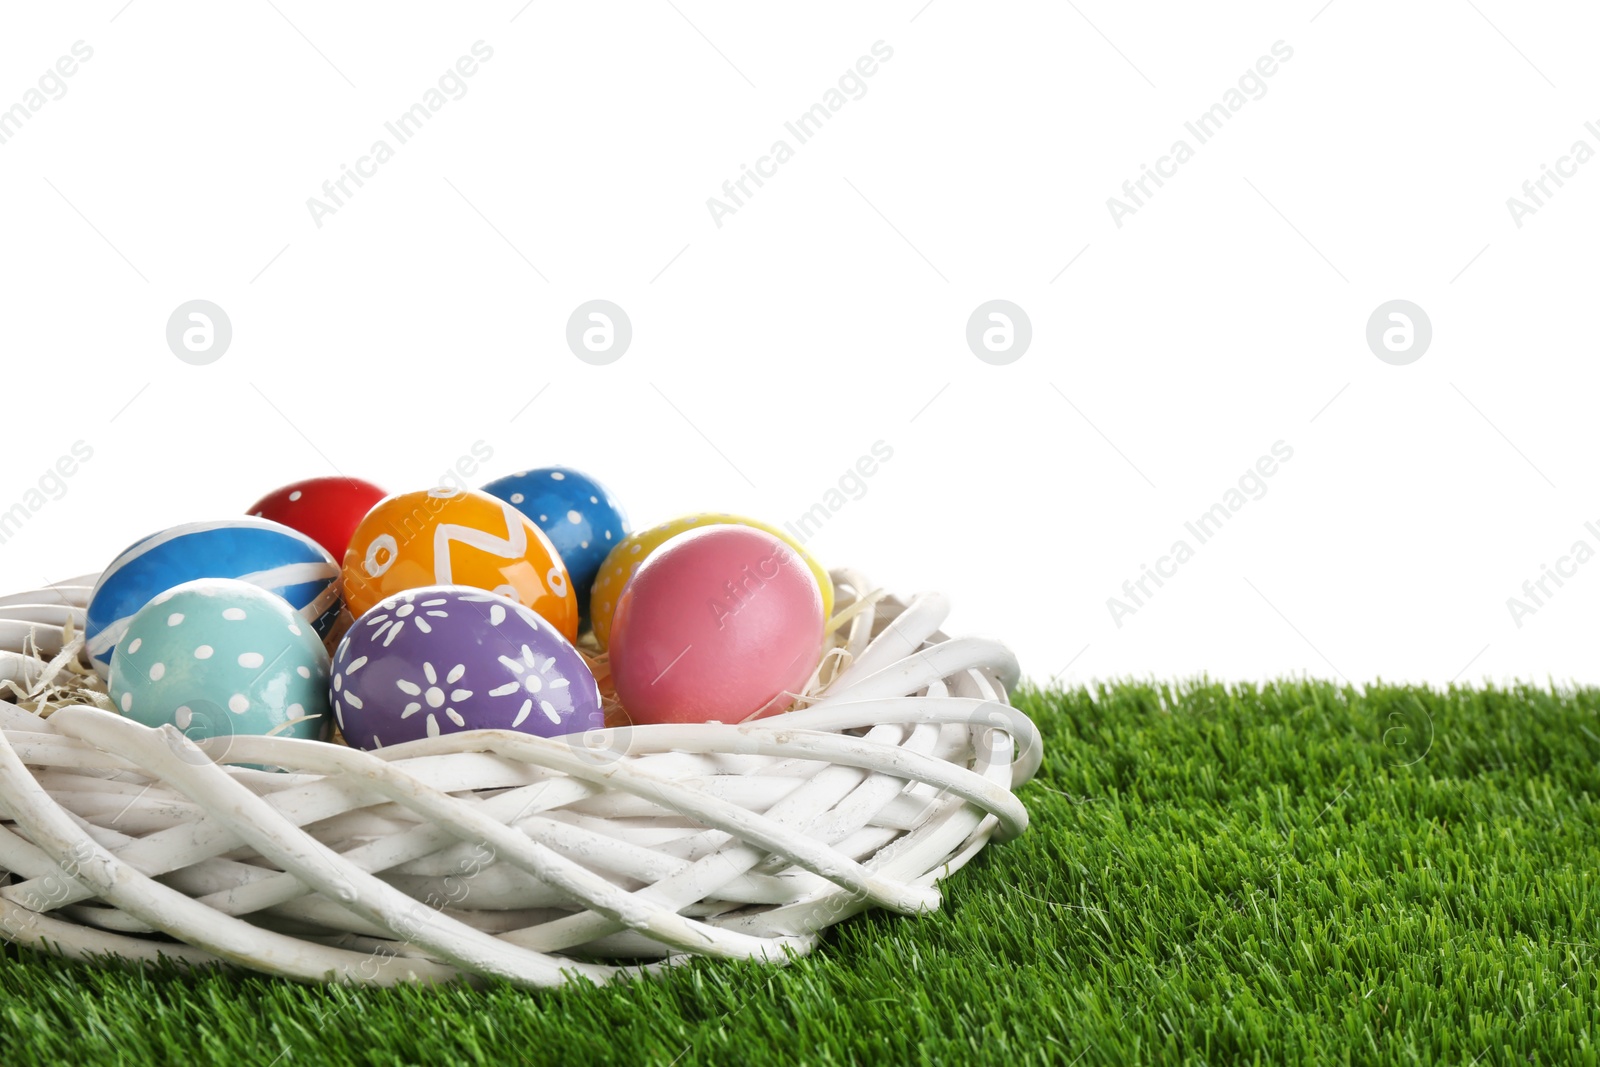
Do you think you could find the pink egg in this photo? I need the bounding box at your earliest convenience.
[609,525,823,725]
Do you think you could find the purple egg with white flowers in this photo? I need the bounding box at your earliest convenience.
[330,585,602,750]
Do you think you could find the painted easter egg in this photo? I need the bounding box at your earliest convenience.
[87,518,341,678]
[589,513,832,650]
[609,525,823,725]
[331,586,603,749]
[480,467,628,626]
[341,487,579,641]
[108,578,331,749]
[248,476,388,561]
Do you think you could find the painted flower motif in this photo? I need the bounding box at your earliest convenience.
[331,654,368,732]
[364,593,453,646]
[487,643,572,728]
[332,586,601,750]
[393,661,474,737]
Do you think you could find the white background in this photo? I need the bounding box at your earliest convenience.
[1,1,1596,688]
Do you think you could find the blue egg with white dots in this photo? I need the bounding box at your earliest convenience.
[87,517,341,678]
[481,467,628,624]
[108,578,331,750]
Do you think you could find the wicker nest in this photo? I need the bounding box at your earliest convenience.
[0,569,1038,987]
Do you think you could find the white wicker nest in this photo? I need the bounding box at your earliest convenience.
[0,568,1038,988]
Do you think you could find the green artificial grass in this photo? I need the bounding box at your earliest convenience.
[2,680,1597,1066]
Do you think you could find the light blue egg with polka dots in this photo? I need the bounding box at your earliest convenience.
[108,578,331,754]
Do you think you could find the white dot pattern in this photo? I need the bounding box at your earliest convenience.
[108,586,329,746]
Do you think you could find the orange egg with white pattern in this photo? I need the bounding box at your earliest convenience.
[342,487,578,641]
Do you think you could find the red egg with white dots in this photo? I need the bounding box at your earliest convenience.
[248,477,389,562]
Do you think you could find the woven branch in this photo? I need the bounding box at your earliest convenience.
[0,569,1037,988]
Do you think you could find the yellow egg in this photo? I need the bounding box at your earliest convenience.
[589,513,833,649]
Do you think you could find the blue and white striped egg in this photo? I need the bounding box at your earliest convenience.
[87,517,340,678]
